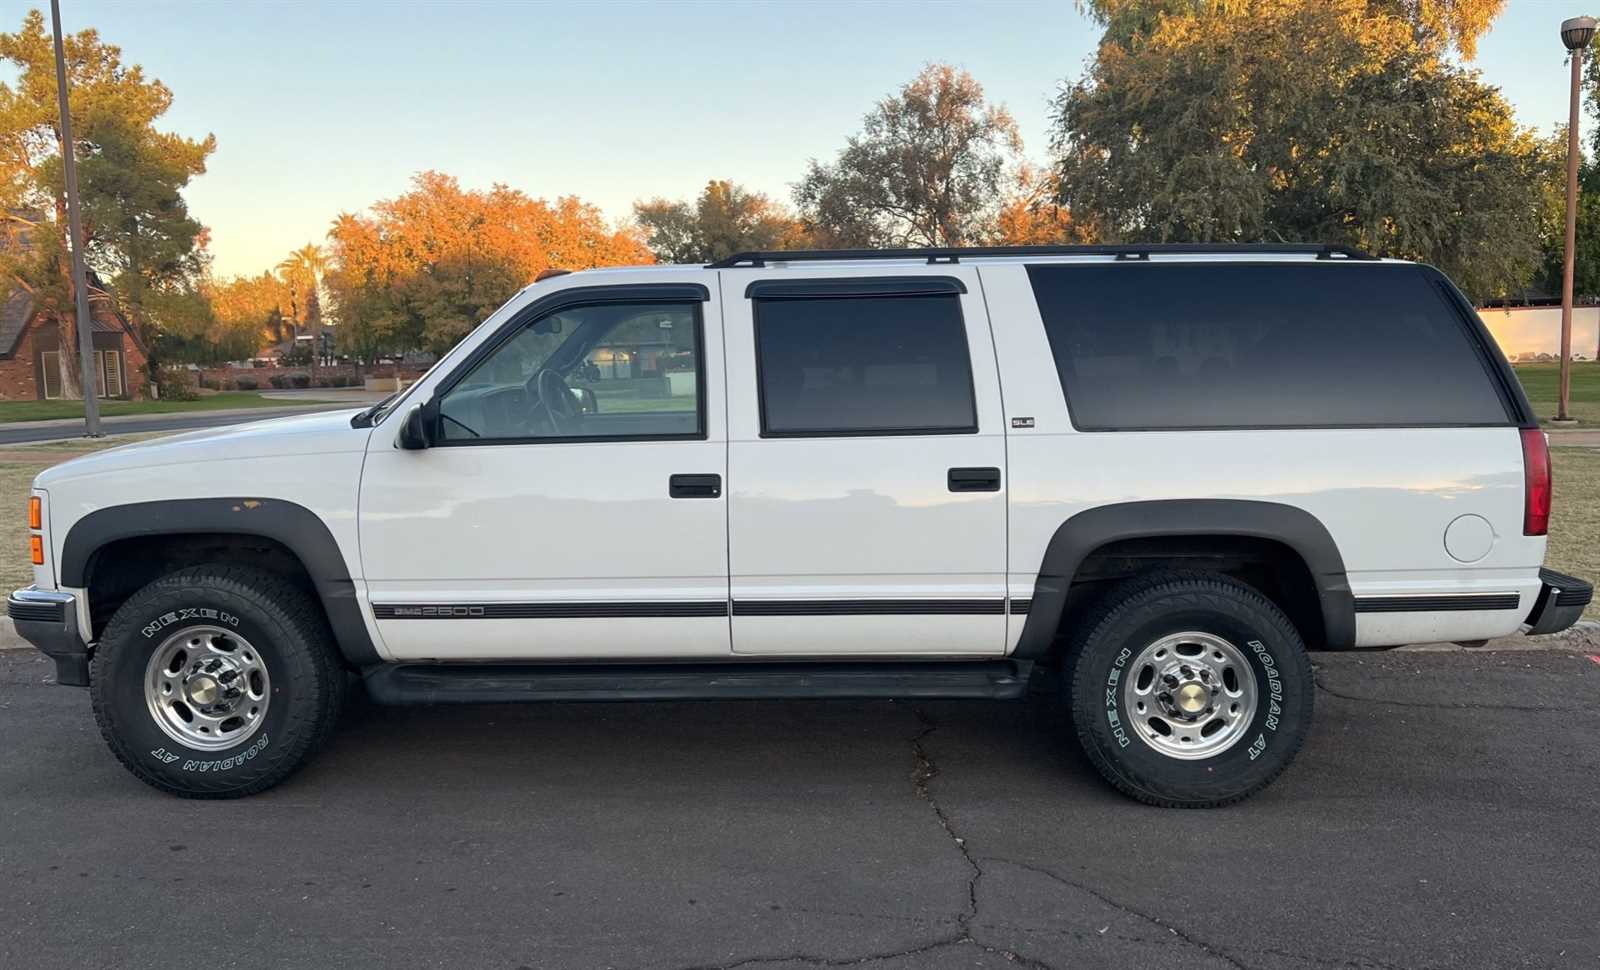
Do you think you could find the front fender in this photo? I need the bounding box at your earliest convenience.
[60,497,380,666]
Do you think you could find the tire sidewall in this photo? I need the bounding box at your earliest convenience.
[93,581,314,788]
[1074,591,1312,801]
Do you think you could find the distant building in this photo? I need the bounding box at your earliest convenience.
[0,278,148,401]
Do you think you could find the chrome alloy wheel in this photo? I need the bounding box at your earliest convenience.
[143,626,270,750]
[1120,631,1258,760]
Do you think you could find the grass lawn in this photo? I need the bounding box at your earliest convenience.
[1548,447,1600,620]
[0,434,167,593]
[1511,362,1600,425]
[0,392,329,424]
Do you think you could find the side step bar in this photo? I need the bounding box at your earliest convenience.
[363,659,1035,705]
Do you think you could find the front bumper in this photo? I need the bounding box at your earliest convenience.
[8,587,88,686]
[1524,568,1594,637]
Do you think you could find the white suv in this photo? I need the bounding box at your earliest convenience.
[10,244,1591,806]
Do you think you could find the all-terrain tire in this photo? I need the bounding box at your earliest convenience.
[90,565,344,798]
[1066,570,1313,808]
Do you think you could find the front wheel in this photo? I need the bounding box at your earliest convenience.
[1066,570,1313,808]
[89,566,344,798]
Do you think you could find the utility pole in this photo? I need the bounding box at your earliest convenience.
[1557,15,1597,425]
[50,0,101,437]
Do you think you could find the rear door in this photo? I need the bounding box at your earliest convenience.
[720,268,1009,655]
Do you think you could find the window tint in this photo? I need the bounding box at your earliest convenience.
[438,302,702,442]
[1027,263,1511,430]
[754,293,977,436]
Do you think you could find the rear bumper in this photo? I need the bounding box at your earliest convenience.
[8,587,88,686]
[1524,569,1593,637]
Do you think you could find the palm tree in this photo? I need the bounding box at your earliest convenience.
[276,244,328,368]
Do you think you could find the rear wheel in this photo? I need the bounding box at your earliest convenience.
[1066,570,1313,808]
[90,565,343,798]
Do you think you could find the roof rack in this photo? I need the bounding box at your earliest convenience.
[705,243,1379,269]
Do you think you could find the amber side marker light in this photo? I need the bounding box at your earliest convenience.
[30,534,44,565]
[28,496,41,531]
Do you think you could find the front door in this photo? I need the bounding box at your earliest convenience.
[720,268,1009,655]
[358,281,730,660]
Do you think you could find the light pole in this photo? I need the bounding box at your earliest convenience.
[49,0,100,437]
[1557,15,1597,425]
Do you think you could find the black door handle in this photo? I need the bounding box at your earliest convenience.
[670,473,722,499]
[948,467,1001,492]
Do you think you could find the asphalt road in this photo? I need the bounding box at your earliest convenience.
[3,649,1598,970]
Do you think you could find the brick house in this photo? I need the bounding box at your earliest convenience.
[0,279,148,401]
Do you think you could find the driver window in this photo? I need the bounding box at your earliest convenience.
[437,301,703,443]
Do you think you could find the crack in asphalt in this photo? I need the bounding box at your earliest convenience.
[1312,673,1581,713]
[983,858,1255,970]
[661,936,963,970]
[657,708,1058,970]
[908,708,1058,969]
[673,704,1414,970]
[909,708,981,933]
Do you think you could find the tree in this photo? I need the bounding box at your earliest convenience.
[1077,0,1506,57]
[0,9,213,396]
[1053,0,1549,301]
[991,165,1094,245]
[187,272,285,364]
[326,172,652,357]
[795,64,1023,248]
[634,179,808,263]
[276,242,328,362]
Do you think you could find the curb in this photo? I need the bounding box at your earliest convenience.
[1394,619,1600,653]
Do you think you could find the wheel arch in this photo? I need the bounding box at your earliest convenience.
[1013,499,1355,658]
[60,497,380,666]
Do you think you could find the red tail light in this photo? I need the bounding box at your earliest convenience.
[1520,427,1551,536]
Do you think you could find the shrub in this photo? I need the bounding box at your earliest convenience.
[198,375,221,390]
[290,373,311,389]
[268,374,288,389]
[234,377,258,391]
[157,368,200,402]
[313,376,332,387]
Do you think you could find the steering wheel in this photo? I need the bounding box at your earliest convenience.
[527,367,579,434]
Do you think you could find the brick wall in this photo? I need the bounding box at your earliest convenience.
[0,324,42,400]
[122,333,149,399]
[0,309,152,401]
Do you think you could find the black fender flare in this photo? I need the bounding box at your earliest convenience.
[1012,499,1355,658]
[60,497,380,666]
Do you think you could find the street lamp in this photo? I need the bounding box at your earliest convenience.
[1556,15,1597,425]
[49,0,100,437]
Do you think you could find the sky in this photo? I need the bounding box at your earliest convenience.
[7,0,1594,279]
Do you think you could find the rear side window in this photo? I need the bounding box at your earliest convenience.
[1027,263,1512,430]
[754,294,977,436]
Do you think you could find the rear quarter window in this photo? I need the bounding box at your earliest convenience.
[1026,263,1513,430]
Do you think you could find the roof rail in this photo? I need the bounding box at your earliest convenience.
[705,243,1379,269]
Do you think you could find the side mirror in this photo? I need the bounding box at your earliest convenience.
[569,386,598,414]
[397,401,434,450]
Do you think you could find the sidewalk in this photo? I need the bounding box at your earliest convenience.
[1548,428,1600,447]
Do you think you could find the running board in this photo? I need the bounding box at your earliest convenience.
[363,659,1035,705]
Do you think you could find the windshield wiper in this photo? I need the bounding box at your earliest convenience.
[349,394,397,429]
